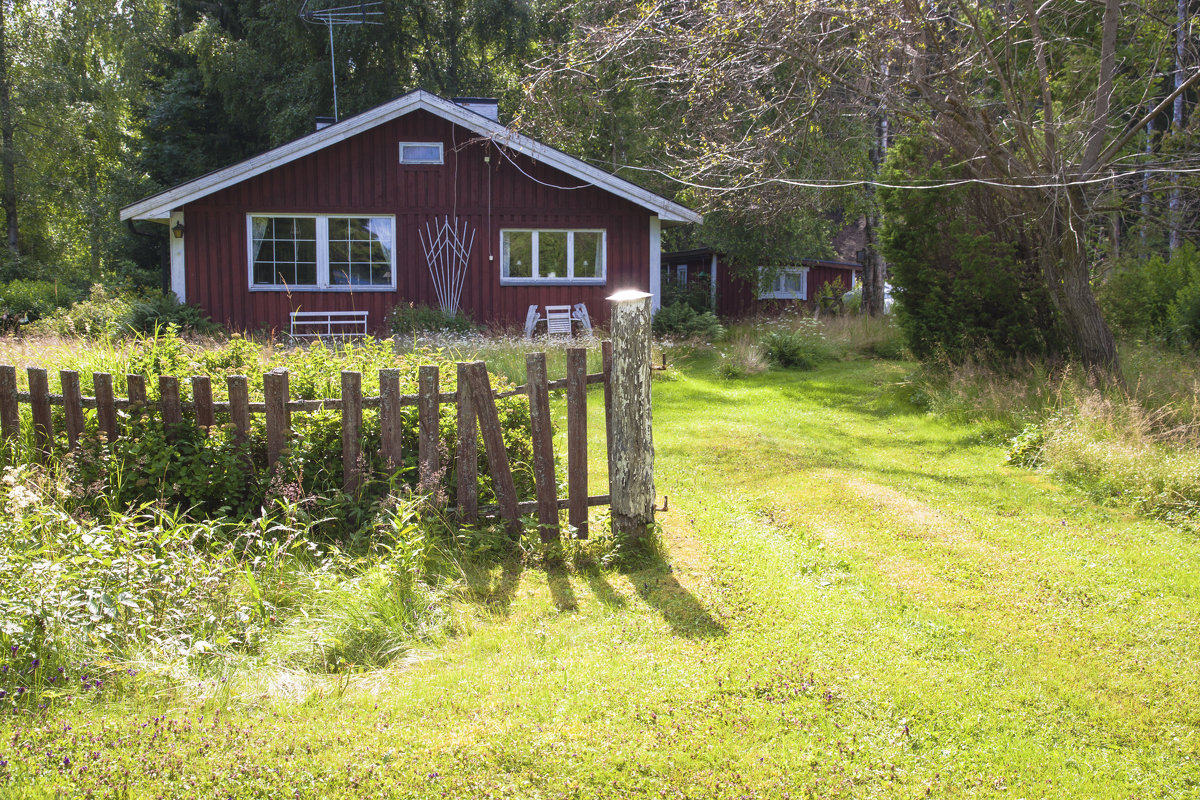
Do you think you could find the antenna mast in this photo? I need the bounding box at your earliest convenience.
[299,0,382,121]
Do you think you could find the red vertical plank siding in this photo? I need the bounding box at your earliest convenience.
[182,109,656,332]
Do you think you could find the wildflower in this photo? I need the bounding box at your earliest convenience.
[14,687,24,696]
[1,665,7,674]
[62,755,70,768]
[0,690,6,699]
[9,645,15,656]
[29,658,39,671]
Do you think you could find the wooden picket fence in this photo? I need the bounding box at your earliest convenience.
[0,342,622,541]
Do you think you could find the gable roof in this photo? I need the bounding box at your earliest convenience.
[120,89,703,225]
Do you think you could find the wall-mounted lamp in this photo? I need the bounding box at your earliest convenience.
[172,221,185,239]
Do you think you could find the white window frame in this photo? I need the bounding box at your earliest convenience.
[247,214,397,292]
[499,229,607,285]
[758,266,809,300]
[398,141,444,164]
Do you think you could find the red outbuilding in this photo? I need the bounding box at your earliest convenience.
[120,90,702,335]
[660,247,862,318]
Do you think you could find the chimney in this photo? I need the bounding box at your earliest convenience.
[452,97,499,121]
[315,116,335,131]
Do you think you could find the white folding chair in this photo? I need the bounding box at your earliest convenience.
[524,304,541,338]
[545,304,574,336]
[572,303,592,334]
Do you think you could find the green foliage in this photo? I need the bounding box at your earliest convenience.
[127,293,219,335]
[661,274,713,313]
[0,280,76,322]
[30,286,217,338]
[387,303,481,336]
[878,137,1066,363]
[1006,423,1048,468]
[652,302,724,341]
[1097,244,1200,343]
[759,323,838,370]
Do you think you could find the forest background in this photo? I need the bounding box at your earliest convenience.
[2,0,1200,376]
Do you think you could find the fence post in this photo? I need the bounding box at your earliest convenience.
[341,370,362,492]
[566,347,589,539]
[127,374,147,407]
[159,376,183,438]
[526,352,558,541]
[0,366,18,445]
[192,376,215,429]
[27,368,52,461]
[607,290,655,544]
[264,369,290,470]
[601,339,614,494]
[418,364,440,492]
[461,361,520,534]
[227,376,250,441]
[60,370,84,451]
[379,368,403,472]
[93,373,117,443]
[455,362,478,523]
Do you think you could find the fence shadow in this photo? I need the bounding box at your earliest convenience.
[547,563,579,612]
[583,568,629,610]
[465,556,524,616]
[628,553,727,639]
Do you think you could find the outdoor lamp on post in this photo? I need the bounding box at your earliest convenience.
[172,221,185,239]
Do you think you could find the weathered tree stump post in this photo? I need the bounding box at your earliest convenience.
[607,290,655,544]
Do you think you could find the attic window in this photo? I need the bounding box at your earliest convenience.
[399,142,443,164]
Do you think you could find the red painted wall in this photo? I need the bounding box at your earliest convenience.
[183,109,653,334]
[661,253,858,318]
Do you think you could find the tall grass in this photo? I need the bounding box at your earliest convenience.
[909,340,1200,528]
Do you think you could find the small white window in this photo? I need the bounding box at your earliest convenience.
[675,264,688,285]
[758,266,809,300]
[249,214,396,291]
[500,229,606,284]
[399,142,443,164]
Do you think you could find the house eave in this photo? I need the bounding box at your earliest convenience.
[120,90,703,225]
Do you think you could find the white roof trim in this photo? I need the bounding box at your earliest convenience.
[121,90,702,225]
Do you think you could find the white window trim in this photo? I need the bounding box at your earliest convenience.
[499,228,607,285]
[758,266,809,300]
[398,141,444,164]
[247,214,397,292]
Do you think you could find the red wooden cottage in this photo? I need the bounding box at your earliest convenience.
[120,90,702,335]
[660,247,861,318]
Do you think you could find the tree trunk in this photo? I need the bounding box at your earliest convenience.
[0,0,17,257]
[1169,0,1185,252]
[862,211,885,316]
[1040,194,1119,379]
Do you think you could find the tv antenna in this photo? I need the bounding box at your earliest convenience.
[299,0,382,122]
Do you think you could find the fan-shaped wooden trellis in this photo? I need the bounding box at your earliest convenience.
[420,216,475,317]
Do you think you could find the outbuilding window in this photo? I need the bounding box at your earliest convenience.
[249,215,396,291]
[758,266,809,300]
[500,229,606,284]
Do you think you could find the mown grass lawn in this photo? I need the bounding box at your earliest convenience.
[3,353,1198,798]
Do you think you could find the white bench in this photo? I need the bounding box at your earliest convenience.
[289,310,369,340]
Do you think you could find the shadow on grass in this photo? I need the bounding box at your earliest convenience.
[583,568,628,610]
[547,563,579,612]
[628,551,726,640]
[464,557,524,616]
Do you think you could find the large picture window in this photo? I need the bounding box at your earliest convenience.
[249,215,395,291]
[500,229,605,284]
[758,266,809,300]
